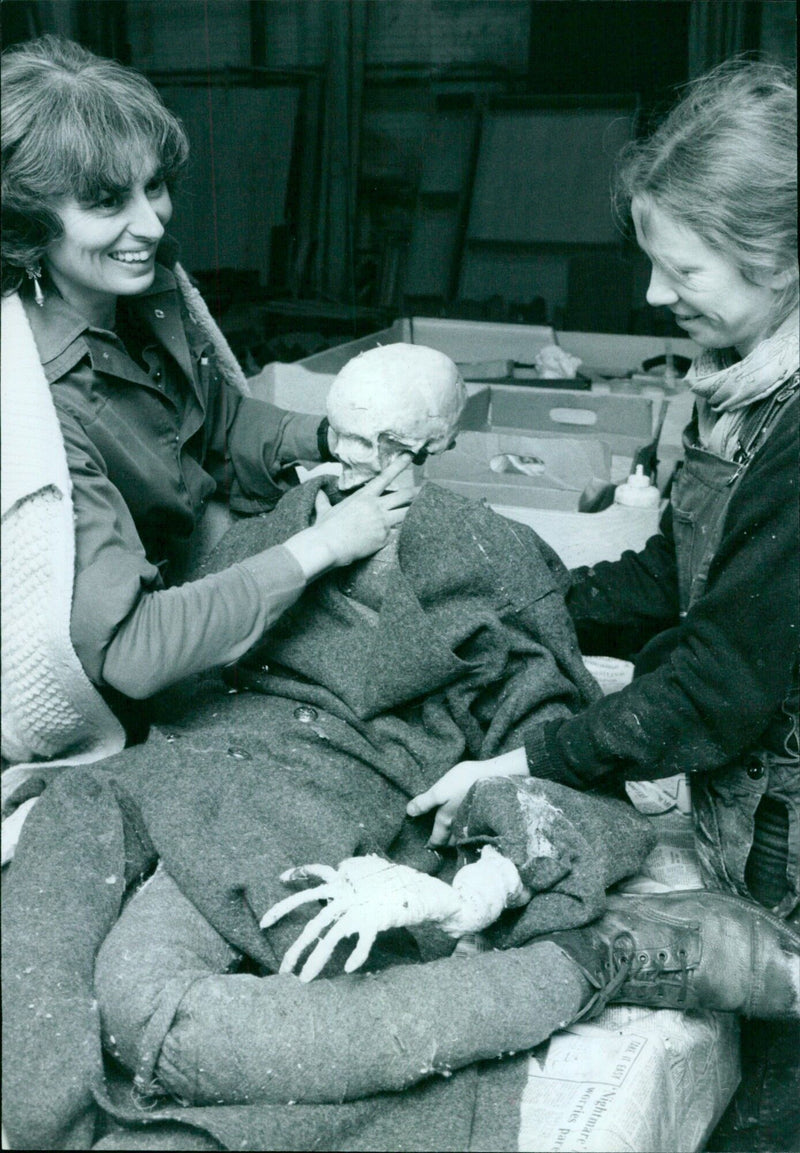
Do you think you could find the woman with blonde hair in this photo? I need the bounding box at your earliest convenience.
[414,59,799,1152]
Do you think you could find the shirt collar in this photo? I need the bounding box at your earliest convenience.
[22,240,181,380]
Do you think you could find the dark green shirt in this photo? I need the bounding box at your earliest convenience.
[22,263,322,701]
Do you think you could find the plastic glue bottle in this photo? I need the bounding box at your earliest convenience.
[614,464,660,508]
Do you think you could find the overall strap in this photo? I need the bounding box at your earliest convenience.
[734,370,800,465]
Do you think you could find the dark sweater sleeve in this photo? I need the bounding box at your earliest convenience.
[526,396,799,789]
[565,506,680,660]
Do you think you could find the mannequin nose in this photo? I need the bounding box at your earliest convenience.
[334,437,383,489]
[645,265,680,308]
[336,439,381,471]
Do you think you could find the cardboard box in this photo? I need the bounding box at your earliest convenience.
[422,431,611,511]
[249,318,699,505]
[407,317,557,363]
[488,384,654,459]
[250,317,698,409]
[439,384,653,508]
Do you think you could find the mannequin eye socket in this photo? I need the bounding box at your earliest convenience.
[334,433,373,450]
[379,434,417,455]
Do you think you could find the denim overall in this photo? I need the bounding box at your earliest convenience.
[671,374,800,920]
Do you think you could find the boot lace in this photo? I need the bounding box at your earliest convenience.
[571,929,690,1022]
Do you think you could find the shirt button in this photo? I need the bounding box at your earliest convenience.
[293,705,318,723]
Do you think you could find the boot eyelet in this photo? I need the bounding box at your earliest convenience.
[638,952,649,963]
[657,950,669,962]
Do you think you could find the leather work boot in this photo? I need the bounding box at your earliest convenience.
[542,889,800,1021]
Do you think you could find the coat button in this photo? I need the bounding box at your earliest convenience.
[227,746,252,760]
[293,705,318,723]
[746,759,764,780]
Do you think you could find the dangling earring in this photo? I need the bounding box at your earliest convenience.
[26,264,44,307]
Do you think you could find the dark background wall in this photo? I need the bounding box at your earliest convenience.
[1,1,796,364]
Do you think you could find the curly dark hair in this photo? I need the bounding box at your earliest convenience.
[1,36,189,295]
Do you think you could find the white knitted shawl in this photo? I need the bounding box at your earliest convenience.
[1,268,251,800]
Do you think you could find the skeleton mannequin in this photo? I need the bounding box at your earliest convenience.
[325,343,466,611]
[60,342,688,1140]
[263,344,536,979]
[326,342,467,492]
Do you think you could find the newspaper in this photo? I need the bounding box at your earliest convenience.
[517,1007,739,1153]
[621,810,705,894]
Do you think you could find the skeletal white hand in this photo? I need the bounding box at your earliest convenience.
[260,847,528,982]
[260,855,461,981]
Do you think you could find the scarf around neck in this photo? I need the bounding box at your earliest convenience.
[685,309,799,459]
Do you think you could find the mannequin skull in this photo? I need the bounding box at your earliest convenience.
[326,343,466,491]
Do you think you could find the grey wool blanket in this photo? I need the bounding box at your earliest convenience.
[2,480,654,1151]
[455,774,656,947]
[133,479,606,966]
